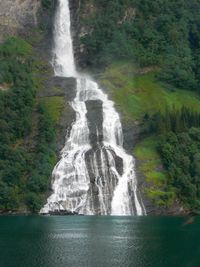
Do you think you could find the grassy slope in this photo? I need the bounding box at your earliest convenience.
[41,96,65,124]
[100,62,200,207]
[101,62,200,121]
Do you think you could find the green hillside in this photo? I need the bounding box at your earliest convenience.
[101,63,200,121]
[100,63,200,212]
[78,0,200,213]
[0,37,66,213]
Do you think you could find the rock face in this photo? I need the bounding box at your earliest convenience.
[48,77,76,153]
[0,0,57,57]
[69,0,81,67]
[45,76,76,153]
[0,0,41,41]
[69,0,93,68]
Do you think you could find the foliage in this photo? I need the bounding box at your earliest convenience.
[141,104,200,212]
[141,108,200,212]
[27,101,57,201]
[134,136,175,207]
[0,37,34,212]
[0,37,58,213]
[42,96,64,124]
[101,64,200,121]
[81,0,200,90]
[102,63,200,211]
[144,107,200,135]
[158,128,200,212]
[0,37,32,58]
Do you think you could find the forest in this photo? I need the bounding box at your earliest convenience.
[0,38,57,212]
[80,0,200,212]
[158,128,200,212]
[142,108,200,212]
[80,0,200,91]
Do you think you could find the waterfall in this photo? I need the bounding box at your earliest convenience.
[40,0,145,215]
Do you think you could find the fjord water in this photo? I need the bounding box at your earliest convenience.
[41,0,145,215]
[0,216,199,267]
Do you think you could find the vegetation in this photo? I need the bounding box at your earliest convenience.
[42,96,65,124]
[134,137,175,207]
[101,64,200,121]
[145,107,200,135]
[143,104,200,212]
[158,129,200,212]
[138,106,200,213]
[81,0,200,91]
[0,37,62,213]
[101,63,200,211]
[25,101,57,212]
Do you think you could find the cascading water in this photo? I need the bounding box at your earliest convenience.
[40,0,146,215]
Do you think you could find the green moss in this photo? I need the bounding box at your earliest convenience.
[134,136,158,160]
[41,97,65,124]
[135,137,163,182]
[101,63,200,121]
[0,37,32,58]
[134,136,176,207]
[134,73,200,115]
[145,188,176,207]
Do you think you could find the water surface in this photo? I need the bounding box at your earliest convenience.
[0,216,199,267]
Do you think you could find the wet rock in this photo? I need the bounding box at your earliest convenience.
[53,78,76,152]
[122,122,140,153]
[48,210,79,216]
[69,0,81,67]
[86,100,103,148]
[53,77,76,99]
[38,77,76,100]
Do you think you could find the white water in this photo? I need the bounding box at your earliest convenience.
[40,0,145,215]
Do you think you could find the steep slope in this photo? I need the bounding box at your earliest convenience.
[69,0,200,214]
[0,1,76,213]
[1,0,200,214]
[0,0,40,41]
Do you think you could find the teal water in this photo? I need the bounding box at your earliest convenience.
[0,216,199,267]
